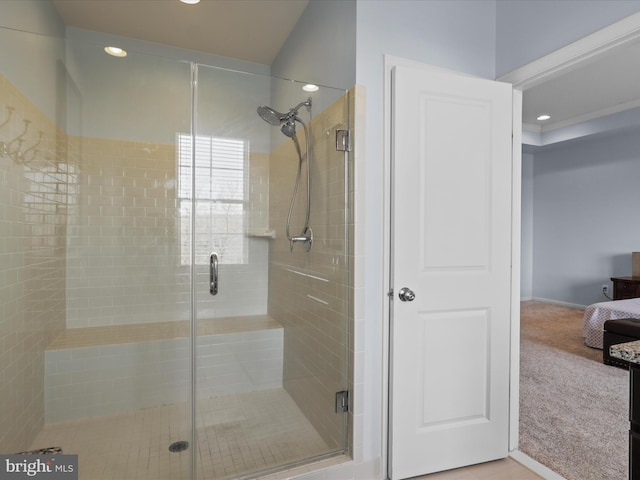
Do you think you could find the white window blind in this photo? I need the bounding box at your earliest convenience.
[177,134,248,265]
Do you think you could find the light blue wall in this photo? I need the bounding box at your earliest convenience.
[500,1,640,306]
[271,0,356,90]
[532,129,640,307]
[0,0,66,122]
[64,28,275,145]
[0,1,274,145]
[267,0,356,152]
[496,0,640,77]
[64,29,191,143]
[0,0,64,36]
[357,0,497,81]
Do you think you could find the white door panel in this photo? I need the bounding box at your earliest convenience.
[389,65,513,479]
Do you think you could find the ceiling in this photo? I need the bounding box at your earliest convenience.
[52,1,640,138]
[52,0,309,65]
[521,37,640,131]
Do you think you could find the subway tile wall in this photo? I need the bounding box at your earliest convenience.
[267,92,352,451]
[0,74,68,452]
[65,138,188,327]
[65,137,269,328]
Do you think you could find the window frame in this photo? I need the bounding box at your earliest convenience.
[177,133,249,266]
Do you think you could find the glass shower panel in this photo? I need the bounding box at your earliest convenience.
[0,23,68,459]
[1,21,350,479]
[26,37,194,479]
[193,65,350,479]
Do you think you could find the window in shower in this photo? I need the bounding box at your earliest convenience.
[177,133,248,265]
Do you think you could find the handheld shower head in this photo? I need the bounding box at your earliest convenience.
[256,98,313,252]
[280,118,297,138]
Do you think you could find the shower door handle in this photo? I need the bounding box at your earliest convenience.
[209,252,218,296]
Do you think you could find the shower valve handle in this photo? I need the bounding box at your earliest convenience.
[210,252,218,296]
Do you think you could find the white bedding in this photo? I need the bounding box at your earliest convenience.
[582,298,640,349]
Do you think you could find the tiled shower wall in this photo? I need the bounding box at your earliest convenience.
[0,74,68,452]
[65,138,185,327]
[268,92,352,450]
[65,138,269,328]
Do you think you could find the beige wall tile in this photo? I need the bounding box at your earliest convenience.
[267,91,352,450]
[0,74,67,452]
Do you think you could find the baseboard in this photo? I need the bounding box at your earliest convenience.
[530,297,587,310]
[509,450,567,480]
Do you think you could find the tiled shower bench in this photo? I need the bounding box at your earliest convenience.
[44,315,283,423]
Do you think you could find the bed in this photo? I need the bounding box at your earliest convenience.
[583,298,640,349]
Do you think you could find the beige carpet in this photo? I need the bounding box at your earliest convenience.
[520,300,629,480]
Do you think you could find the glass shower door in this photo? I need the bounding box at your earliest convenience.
[192,64,350,479]
[23,36,196,480]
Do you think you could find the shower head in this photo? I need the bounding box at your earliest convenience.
[256,98,312,133]
[257,105,287,126]
[281,118,297,138]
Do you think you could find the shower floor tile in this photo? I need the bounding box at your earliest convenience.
[30,388,334,480]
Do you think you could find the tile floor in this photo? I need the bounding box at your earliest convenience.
[415,457,543,479]
[30,388,341,480]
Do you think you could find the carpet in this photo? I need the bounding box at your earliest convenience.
[519,301,629,480]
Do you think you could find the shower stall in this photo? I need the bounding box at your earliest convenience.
[0,25,352,480]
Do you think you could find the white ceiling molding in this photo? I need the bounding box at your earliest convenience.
[523,104,640,148]
[536,98,640,133]
[498,12,640,91]
[523,123,542,134]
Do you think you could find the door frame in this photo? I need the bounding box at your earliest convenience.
[383,11,640,478]
[381,54,523,476]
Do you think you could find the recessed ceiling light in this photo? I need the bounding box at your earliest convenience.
[537,114,551,121]
[180,0,200,4]
[104,46,127,57]
[302,84,319,92]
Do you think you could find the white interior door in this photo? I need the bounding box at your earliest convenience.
[389,65,514,479]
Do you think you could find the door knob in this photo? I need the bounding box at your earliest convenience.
[398,287,415,302]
